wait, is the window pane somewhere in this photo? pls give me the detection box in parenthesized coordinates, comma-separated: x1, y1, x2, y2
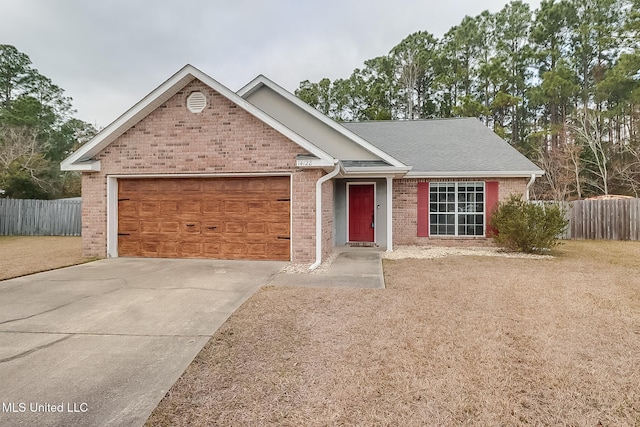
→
(428, 182, 484, 236)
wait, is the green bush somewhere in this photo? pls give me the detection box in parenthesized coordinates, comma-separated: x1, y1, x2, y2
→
(489, 195, 568, 254)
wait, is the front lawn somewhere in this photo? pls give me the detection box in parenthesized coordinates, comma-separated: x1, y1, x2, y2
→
(0, 236, 85, 280)
(147, 241, 640, 426)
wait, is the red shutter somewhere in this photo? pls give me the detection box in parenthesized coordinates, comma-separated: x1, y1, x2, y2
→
(485, 181, 499, 237)
(417, 182, 430, 237)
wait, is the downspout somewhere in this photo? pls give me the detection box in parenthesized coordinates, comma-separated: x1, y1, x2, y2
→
(309, 162, 340, 270)
(525, 173, 536, 201)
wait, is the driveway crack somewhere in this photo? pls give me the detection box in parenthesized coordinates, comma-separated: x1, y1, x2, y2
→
(0, 335, 72, 364)
(0, 284, 126, 326)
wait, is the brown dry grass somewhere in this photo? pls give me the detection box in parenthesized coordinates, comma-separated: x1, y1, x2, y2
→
(147, 241, 640, 426)
(0, 236, 87, 280)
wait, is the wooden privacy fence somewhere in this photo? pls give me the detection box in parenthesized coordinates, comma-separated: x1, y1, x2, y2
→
(533, 198, 640, 240)
(0, 198, 81, 236)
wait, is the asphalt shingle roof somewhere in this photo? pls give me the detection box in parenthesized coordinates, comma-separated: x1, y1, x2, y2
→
(342, 118, 542, 174)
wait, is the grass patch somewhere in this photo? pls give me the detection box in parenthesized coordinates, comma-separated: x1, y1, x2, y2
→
(0, 236, 89, 280)
(146, 241, 640, 426)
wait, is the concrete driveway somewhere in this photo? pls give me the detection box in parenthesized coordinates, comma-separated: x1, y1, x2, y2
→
(0, 258, 285, 427)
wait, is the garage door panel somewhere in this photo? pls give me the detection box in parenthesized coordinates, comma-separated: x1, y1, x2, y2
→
(140, 242, 161, 256)
(180, 201, 201, 214)
(119, 220, 140, 234)
(119, 179, 140, 193)
(269, 222, 289, 236)
(140, 222, 161, 233)
(223, 222, 246, 234)
(201, 179, 225, 192)
(221, 241, 246, 255)
(270, 201, 291, 213)
(159, 201, 179, 214)
(181, 222, 201, 234)
(119, 200, 138, 216)
(268, 176, 290, 192)
(223, 201, 244, 213)
(118, 239, 139, 255)
(247, 222, 266, 234)
(247, 243, 267, 256)
(223, 179, 246, 192)
(246, 179, 267, 192)
(203, 242, 222, 256)
(160, 222, 180, 233)
(247, 201, 267, 212)
(179, 242, 202, 257)
(159, 242, 179, 257)
(268, 241, 290, 257)
(177, 180, 202, 192)
(202, 223, 221, 234)
(203, 200, 222, 213)
(118, 177, 290, 260)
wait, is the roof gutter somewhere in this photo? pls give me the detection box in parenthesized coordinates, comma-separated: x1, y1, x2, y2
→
(405, 170, 544, 178)
(309, 162, 341, 271)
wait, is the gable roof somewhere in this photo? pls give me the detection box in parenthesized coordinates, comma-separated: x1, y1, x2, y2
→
(342, 118, 544, 178)
(237, 75, 409, 169)
(61, 65, 336, 171)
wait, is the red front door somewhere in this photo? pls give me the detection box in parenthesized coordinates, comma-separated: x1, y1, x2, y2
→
(348, 184, 375, 242)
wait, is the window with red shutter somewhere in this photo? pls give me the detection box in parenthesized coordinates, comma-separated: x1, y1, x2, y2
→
(422, 181, 491, 237)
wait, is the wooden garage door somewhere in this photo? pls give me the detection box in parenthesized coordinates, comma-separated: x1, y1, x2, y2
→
(117, 177, 290, 260)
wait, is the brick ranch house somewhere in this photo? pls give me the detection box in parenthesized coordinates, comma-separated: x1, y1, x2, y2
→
(61, 65, 543, 268)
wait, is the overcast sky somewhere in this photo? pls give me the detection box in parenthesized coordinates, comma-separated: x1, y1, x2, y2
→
(1, 0, 542, 128)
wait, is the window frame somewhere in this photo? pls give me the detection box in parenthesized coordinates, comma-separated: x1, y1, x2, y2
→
(428, 181, 486, 237)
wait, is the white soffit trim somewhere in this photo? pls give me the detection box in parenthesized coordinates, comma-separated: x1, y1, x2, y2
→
(60, 160, 101, 171)
(237, 75, 409, 169)
(405, 170, 545, 178)
(61, 65, 335, 171)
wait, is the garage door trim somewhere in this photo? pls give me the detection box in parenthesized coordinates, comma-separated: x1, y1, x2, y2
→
(106, 173, 293, 259)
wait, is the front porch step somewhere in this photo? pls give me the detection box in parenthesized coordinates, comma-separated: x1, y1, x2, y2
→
(347, 242, 377, 248)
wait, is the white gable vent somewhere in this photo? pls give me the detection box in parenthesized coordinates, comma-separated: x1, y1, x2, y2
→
(187, 91, 207, 113)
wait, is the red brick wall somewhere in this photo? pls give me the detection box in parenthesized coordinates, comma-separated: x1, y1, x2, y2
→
(81, 79, 321, 262)
(392, 177, 529, 247)
(290, 169, 322, 262)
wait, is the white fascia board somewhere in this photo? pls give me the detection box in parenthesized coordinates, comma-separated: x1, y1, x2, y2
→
(405, 170, 545, 178)
(238, 75, 408, 168)
(61, 65, 335, 169)
(60, 159, 101, 172)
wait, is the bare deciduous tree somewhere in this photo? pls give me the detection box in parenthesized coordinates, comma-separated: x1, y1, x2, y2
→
(571, 111, 612, 195)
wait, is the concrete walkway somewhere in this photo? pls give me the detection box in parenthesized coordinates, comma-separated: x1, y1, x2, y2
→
(270, 247, 385, 289)
(0, 258, 285, 427)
